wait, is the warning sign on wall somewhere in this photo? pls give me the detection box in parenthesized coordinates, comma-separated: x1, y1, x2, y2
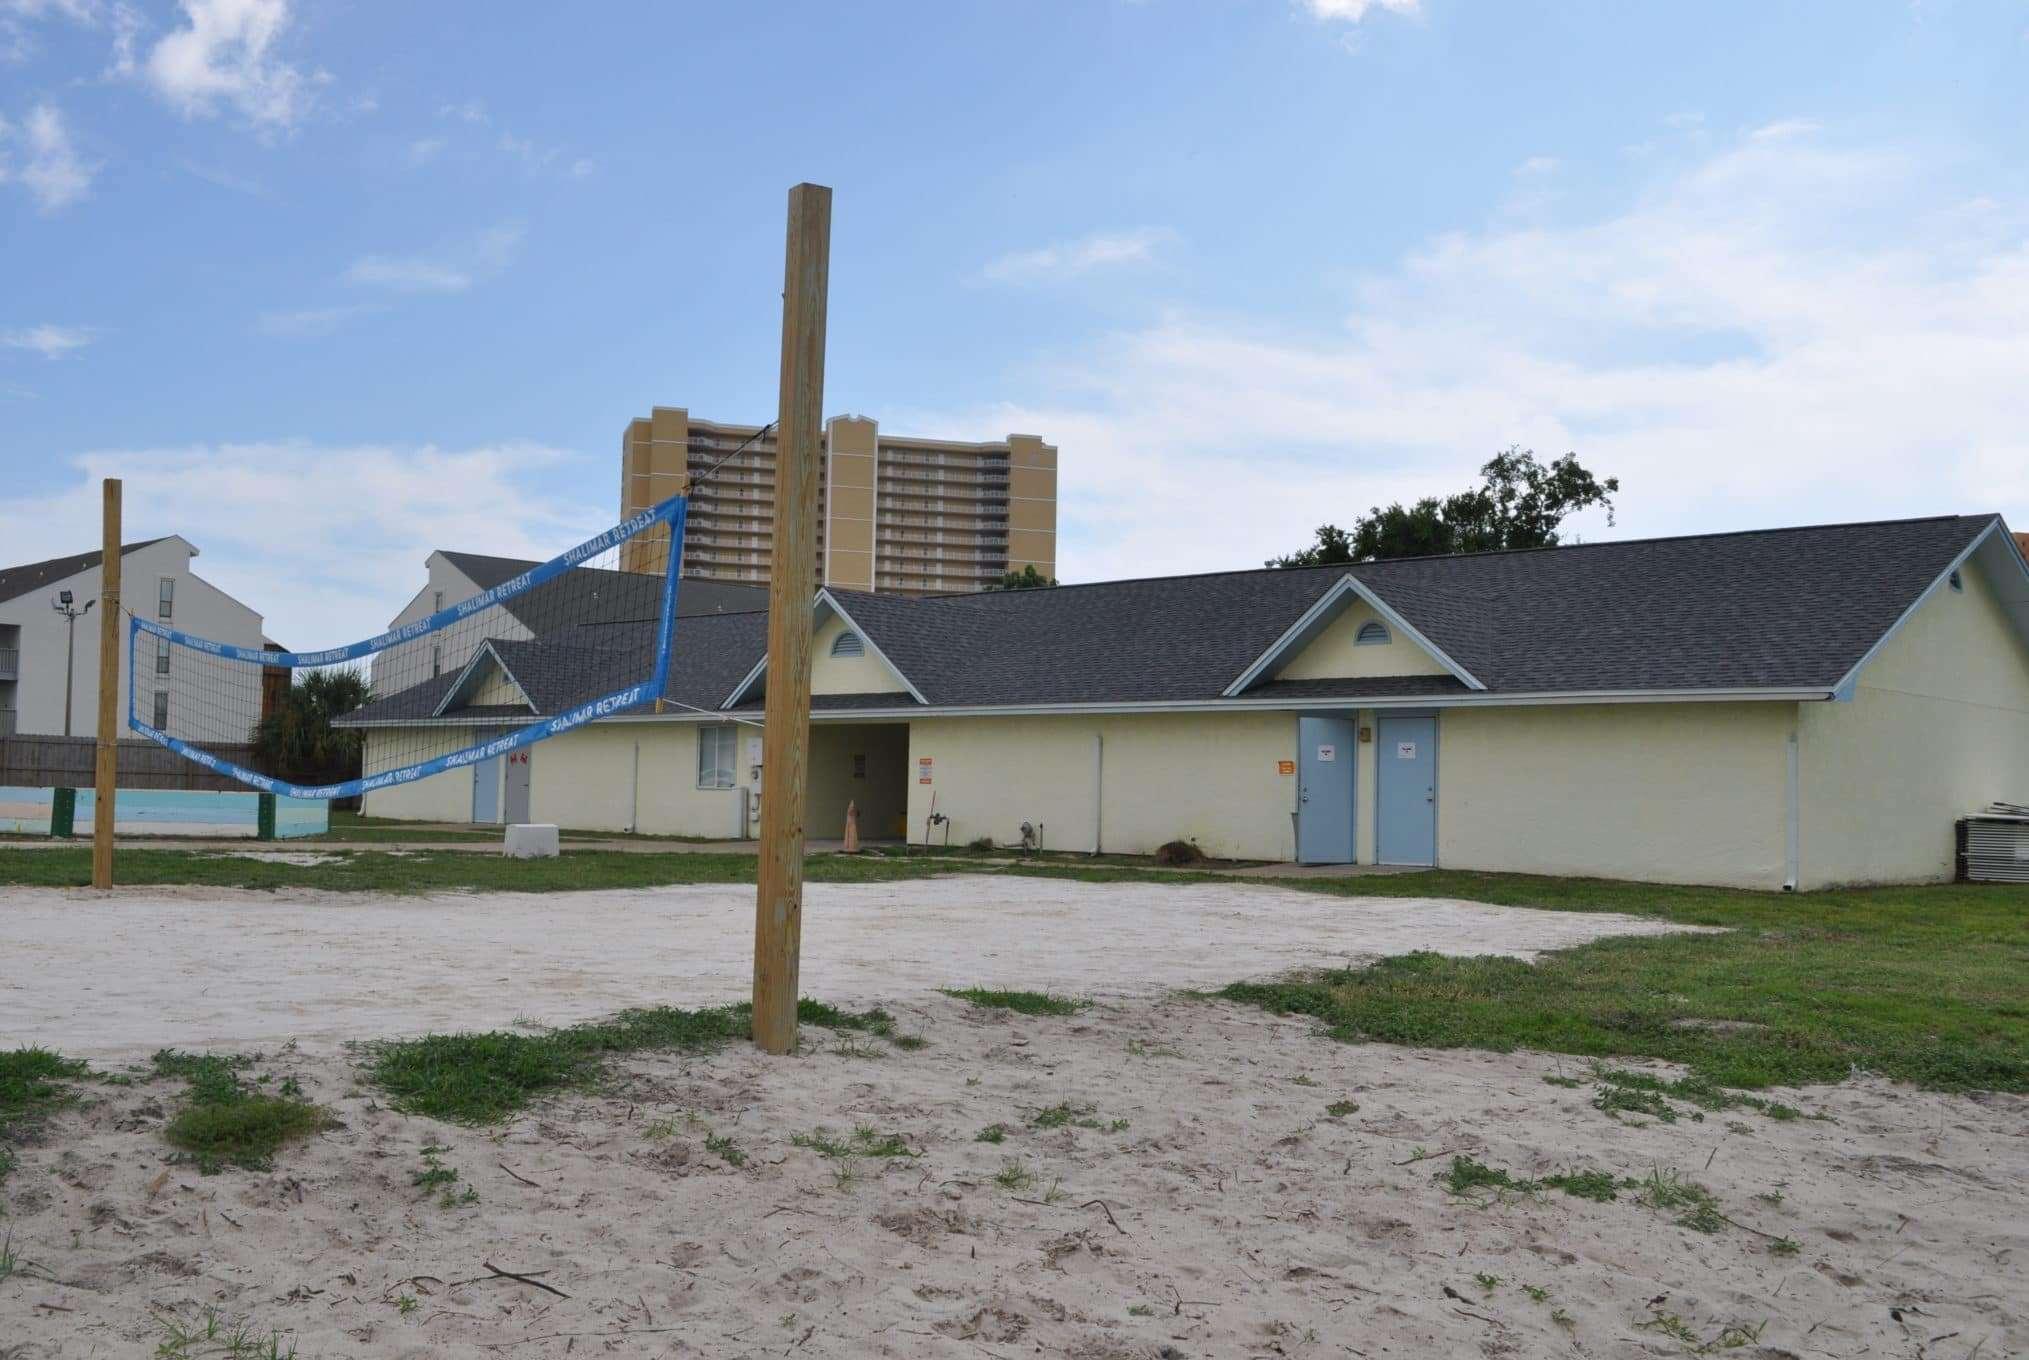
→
(1316, 744, 1336, 762)
(1277, 760, 1295, 776)
(1396, 742, 1417, 760)
(917, 757, 933, 786)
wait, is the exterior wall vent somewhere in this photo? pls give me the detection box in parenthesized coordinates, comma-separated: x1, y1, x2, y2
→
(1355, 621, 1391, 646)
(831, 631, 865, 658)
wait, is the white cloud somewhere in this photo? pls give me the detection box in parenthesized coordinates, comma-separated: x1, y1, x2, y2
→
(2, 322, 93, 357)
(438, 98, 486, 125)
(254, 303, 382, 337)
(344, 223, 523, 294)
(0, 103, 95, 210)
(911, 124, 2029, 584)
(981, 229, 1169, 285)
(1515, 155, 1560, 176)
(405, 135, 445, 166)
(1297, 0, 1420, 21)
(145, 0, 320, 130)
(0, 442, 607, 646)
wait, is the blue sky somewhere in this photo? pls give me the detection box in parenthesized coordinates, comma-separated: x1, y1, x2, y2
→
(3, 0, 2026, 641)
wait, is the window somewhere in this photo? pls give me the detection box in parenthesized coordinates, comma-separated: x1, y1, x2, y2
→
(155, 635, 171, 675)
(830, 631, 865, 658)
(432, 589, 445, 613)
(1949, 570, 1964, 594)
(432, 644, 443, 678)
(151, 688, 168, 729)
(157, 577, 174, 620)
(697, 725, 737, 789)
(1355, 621, 1391, 646)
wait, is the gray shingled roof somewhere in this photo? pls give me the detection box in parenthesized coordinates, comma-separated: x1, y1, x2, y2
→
(0, 539, 170, 608)
(440, 551, 768, 631)
(345, 514, 2010, 724)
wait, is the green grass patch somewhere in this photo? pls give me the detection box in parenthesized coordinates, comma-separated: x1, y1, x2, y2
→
(940, 988, 1089, 1017)
(0, 847, 950, 894)
(1, 1049, 88, 1178)
(1217, 875, 2029, 1094)
(797, 1000, 896, 1036)
(974, 1123, 1008, 1144)
(152, 1051, 327, 1173)
(368, 1004, 749, 1124)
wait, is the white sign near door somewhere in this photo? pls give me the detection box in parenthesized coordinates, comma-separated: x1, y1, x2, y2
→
(1316, 744, 1336, 762)
(1396, 742, 1417, 759)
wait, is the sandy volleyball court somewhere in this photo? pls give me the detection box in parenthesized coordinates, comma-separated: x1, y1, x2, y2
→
(1, 876, 1701, 1060)
(1, 877, 2021, 1357)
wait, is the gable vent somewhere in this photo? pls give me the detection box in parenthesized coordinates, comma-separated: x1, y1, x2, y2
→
(1355, 621, 1391, 646)
(831, 631, 865, 658)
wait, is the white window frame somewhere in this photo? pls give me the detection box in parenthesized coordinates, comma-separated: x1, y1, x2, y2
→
(155, 635, 171, 675)
(157, 577, 174, 620)
(697, 725, 737, 790)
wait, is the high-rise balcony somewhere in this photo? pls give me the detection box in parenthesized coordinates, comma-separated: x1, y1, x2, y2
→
(0, 646, 17, 681)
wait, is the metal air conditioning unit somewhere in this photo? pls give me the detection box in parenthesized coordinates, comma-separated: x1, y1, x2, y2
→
(1957, 803, 2029, 883)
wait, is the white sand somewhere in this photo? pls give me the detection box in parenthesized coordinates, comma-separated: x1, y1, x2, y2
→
(2, 879, 2020, 1357)
(0, 877, 1703, 1060)
(2, 997, 2022, 1358)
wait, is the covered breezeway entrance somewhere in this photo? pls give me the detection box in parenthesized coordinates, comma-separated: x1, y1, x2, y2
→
(806, 721, 910, 841)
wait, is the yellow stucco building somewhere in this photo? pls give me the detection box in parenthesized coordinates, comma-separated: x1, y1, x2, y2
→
(345, 514, 2029, 890)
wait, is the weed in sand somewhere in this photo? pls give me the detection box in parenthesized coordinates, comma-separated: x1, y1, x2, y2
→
(892, 1034, 930, 1051)
(974, 1124, 1009, 1144)
(797, 1000, 897, 1037)
(1521, 1285, 1551, 1303)
(153, 1051, 327, 1174)
(792, 1125, 917, 1160)
(993, 1159, 1035, 1191)
(1542, 1074, 1583, 1088)
(1769, 1236, 1801, 1256)
(1324, 1099, 1359, 1118)
(1125, 1039, 1183, 1059)
(1752, 1188, 1786, 1205)
(940, 988, 1088, 1017)
(704, 1132, 746, 1168)
(1551, 1307, 1575, 1328)
(154, 1305, 296, 1359)
(830, 1035, 887, 1060)
(1438, 1156, 1540, 1199)
(1635, 1168, 1727, 1233)
(1128, 1303, 1155, 1317)
(1541, 1168, 1627, 1202)
(1031, 1102, 1127, 1133)
(1593, 1068, 1802, 1122)
(642, 1118, 681, 1141)
(1473, 1273, 1501, 1292)
(1289, 1074, 1318, 1087)
(0, 1232, 18, 1284)
(394, 1293, 418, 1317)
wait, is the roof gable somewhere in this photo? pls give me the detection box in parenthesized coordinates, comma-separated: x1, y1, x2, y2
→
(0, 538, 174, 608)
(723, 591, 927, 708)
(1226, 575, 1484, 696)
(432, 642, 536, 717)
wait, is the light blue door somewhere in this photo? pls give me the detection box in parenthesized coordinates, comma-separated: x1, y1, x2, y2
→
(471, 730, 501, 824)
(1296, 715, 1356, 864)
(1376, 714, 1436, 866)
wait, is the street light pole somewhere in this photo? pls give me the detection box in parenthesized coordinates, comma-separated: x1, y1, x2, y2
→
(51, 590, 95, 739)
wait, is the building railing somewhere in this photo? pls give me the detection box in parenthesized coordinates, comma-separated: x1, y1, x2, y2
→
(0, 646, 17, 681)
(0, 709, 16, 737)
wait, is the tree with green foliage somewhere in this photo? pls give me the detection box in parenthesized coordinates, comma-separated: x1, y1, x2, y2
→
(249, 668, 371, 787)
(1268, 447, 1619, 567)
(991, 564, 1056, 590)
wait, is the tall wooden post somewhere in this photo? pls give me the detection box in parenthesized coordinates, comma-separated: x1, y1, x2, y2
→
(752, 183, 832, 1054)
(91, 478, 122, 889)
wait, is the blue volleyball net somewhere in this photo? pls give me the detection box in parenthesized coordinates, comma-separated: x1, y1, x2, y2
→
(129, 495, 689, 801)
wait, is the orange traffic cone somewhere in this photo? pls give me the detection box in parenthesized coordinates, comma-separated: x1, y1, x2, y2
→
(843, 799, 860, 853)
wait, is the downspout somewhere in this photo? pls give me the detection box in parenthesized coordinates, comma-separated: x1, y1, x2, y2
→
(1783, 711, 1800, 892)
(1091, 733, 1104, 855)
(629, 741, 641, 834)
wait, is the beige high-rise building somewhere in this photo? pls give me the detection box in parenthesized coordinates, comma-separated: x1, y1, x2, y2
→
(618, 408, 1056, 595)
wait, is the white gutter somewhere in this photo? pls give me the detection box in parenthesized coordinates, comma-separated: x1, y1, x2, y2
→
(340, 683, 1836, 729)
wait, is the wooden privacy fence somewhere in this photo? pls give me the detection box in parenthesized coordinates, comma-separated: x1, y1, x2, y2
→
(0, 734, 255, 792)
